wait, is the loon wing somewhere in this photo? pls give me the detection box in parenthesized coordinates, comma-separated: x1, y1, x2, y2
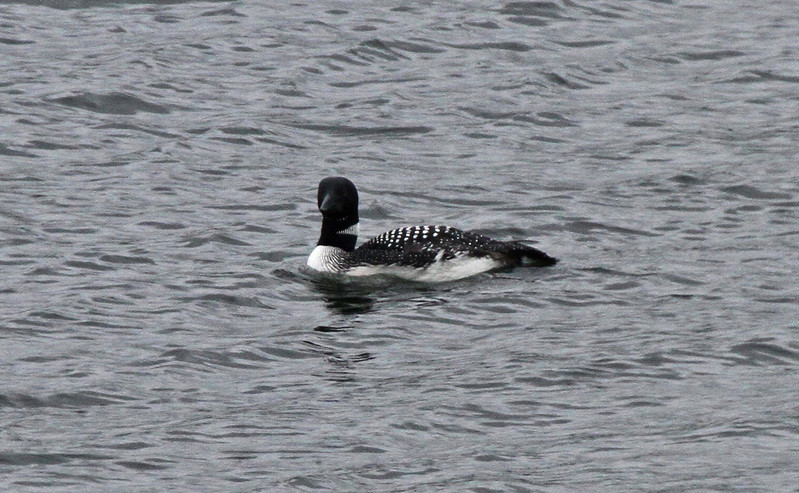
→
(351, 226, 494, 268)
(352, 225, 557, 269)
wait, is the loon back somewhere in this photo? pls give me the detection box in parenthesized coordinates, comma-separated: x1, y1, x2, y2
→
(307, 177, 557, 282)
(352, 225, 556, 268)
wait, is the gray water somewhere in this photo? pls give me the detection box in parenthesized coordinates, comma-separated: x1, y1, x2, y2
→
(2, 0, 799, 491)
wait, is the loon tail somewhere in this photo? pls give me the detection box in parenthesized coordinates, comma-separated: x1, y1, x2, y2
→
(500, 242, 558, 267)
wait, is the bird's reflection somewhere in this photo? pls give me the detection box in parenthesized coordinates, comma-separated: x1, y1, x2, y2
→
(310, 276, 377, 315)
(307, 269, 444, 316)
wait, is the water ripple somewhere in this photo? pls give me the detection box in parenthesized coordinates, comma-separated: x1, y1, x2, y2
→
(49, 92, 170, 115)
(729, 340, 799, 366)
(0, 391, 137, 409)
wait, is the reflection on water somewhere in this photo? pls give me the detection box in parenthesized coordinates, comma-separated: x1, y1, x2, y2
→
(323, 291, 376, 316)
(309, 275, 377, 315)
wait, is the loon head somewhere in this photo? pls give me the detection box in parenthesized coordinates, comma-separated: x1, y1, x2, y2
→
(316, 177, 359, 251)
(318, 177, 358, 222)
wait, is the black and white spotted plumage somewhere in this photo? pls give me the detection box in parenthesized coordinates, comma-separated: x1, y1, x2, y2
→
(307, 177, 557, 282)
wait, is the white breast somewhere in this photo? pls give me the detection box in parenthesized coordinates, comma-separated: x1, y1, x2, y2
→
(307, 245, 344, 272)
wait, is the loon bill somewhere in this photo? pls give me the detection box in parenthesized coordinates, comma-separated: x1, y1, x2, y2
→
(307, 176, 557, 282)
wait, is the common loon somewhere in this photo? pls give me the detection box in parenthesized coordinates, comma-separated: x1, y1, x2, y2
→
(307, 177, 557, 282)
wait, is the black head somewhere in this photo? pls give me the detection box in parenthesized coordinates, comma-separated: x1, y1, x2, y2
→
(316, 177, 359, 251)
(317, 177, 358, 224)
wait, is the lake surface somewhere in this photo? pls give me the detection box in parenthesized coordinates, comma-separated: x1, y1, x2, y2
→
(2, 0, 798, 491)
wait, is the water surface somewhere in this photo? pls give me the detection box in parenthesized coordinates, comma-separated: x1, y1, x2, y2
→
(2, 0, 799, 491)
